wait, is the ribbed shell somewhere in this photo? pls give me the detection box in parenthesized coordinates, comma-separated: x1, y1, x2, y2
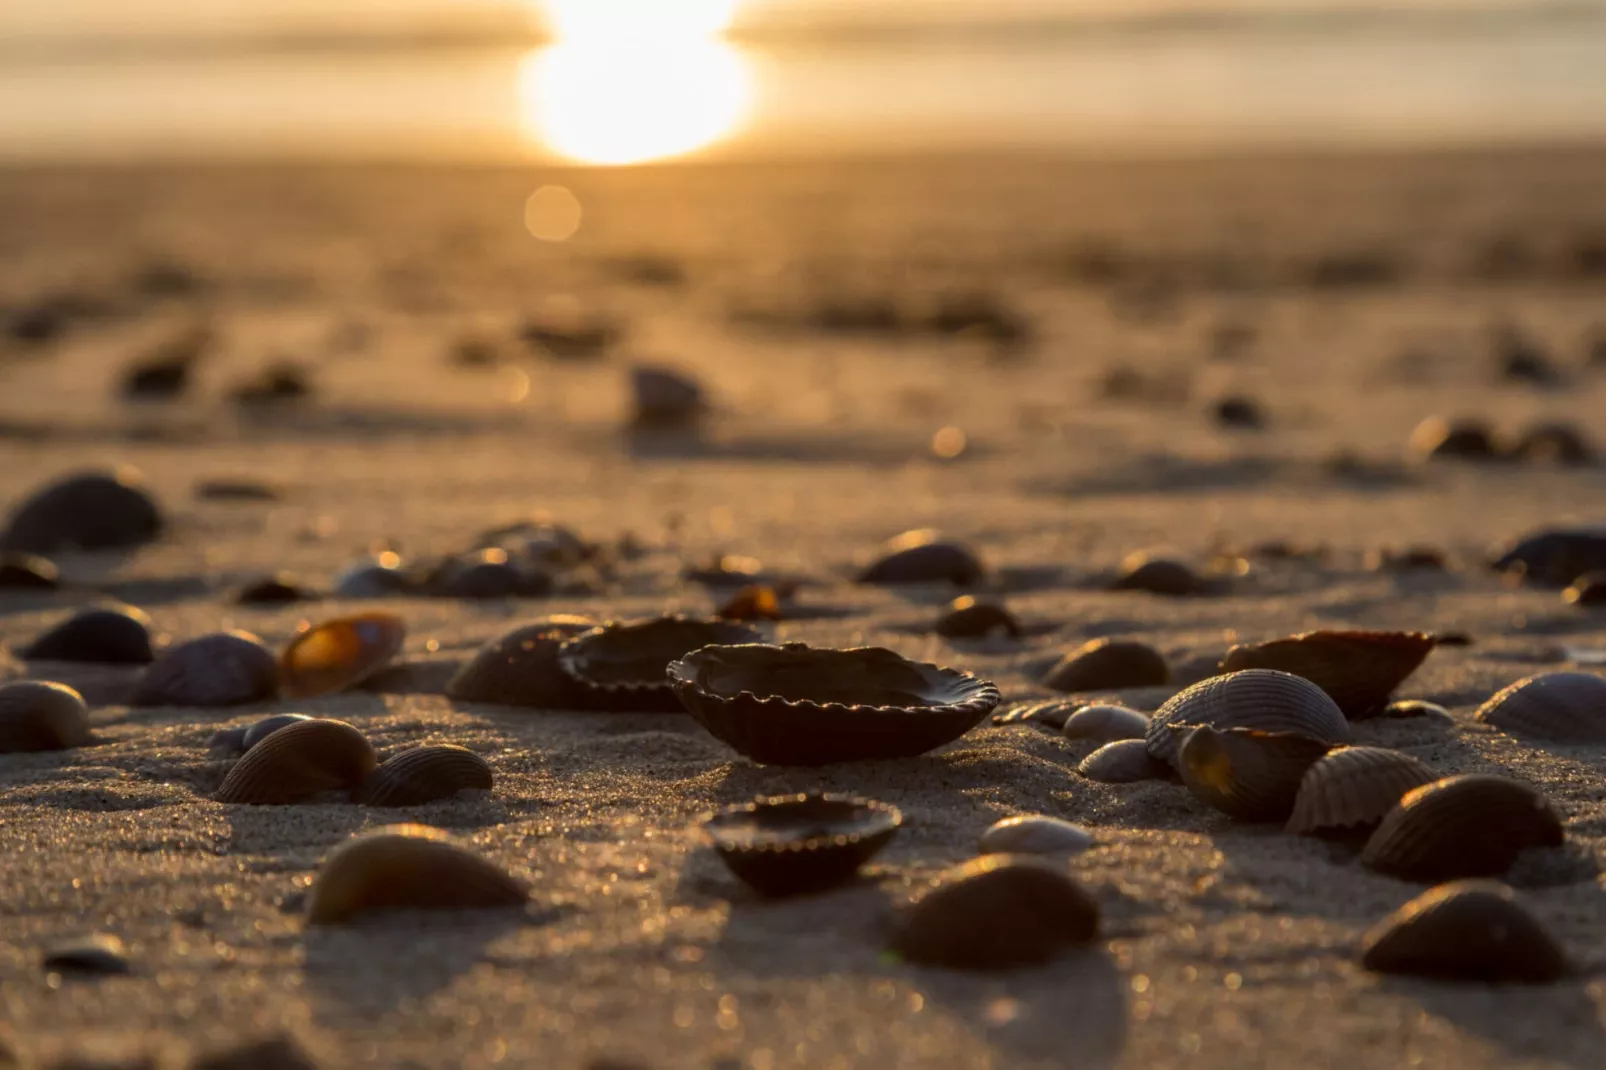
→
(978, 815, 1094, 856)
(1042, 639, 1169, 693)
(305, 824, 528, 925)
(1175, 726, 1332, 822)
(1061, 705, 1149, 742)
(1146, 669, 1350, 768)
(356, 745, 493, 806)
(445, 616, 597, 708)
(559, 617, 766, 712)
(23, 606, 153, 664)
(1361, 774, 1565, 882)
(705, 794, 902, 897)
(993, 699, 1077, 729)
(1360, 880, 1568, 982)
(132, 631, 279, 707)
(280, 613, 405, 699)
(1078, 739, 1165, 783)
(0, 681, 90, 753)
(1218, 630, 1438, 719)
(1474, 672, 1606, 742)
(213, 718, 377, 804)
(1286, 746, 1438, 835)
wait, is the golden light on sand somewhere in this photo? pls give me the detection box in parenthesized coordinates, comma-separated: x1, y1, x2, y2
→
(525, 185, 582, 241)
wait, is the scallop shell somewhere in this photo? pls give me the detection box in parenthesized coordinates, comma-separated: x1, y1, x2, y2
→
(279, 613, 405, 699)
(933, 596, 1020, 639)
(1078, 739, 1166, 783)
(1218, 630, 1438, 719)
(1491, 528, 1606, 587)
(1360, 880, 1568, 982)
(978, 815, 1094, 856)
(23, 606, 153, 664)
(132, 631, 279, 707)
(305, 824, 528, 925)
(1145, 669, 1350, 769)
(1061, 704, 1149, 742)
(888, 855, 1099, 969)
(1111, 554, 1208, 596)
(704, 793, 902, 897)
(445, 616, 597, 708)
(1474, 671, 1606, 742)
(1564, 572, 1606, 606)
(0, 552, 59, 589)
(669, 642, 1000, 765)
(213, 718, 377, 804)
(1361, 774, 1565, 882)
(1, 468, 163, 554)
(1174, 726, 1332, 822)
(356, 745, 493, 806)
(558, 617, 765, 712)
(0, 681, 90, 752)
(1286, 746, 1438, 835)
(1042, 639, 1168, 693)
(856, 530, 983, 586)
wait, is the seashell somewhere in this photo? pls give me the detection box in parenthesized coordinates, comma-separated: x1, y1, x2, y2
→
(1474, 671, 1606, 742)
(356, 745, 493, 806)
(1361, 774, 1564, 882)
(445, 615, 598, 708)
(0, 552, 59, 589)
(856, 530, 983, 586)
(1381, 699, 1452, 719)
(214, 718, 377, 804)
(235, 572, 313, 604)
(0, 681, 90, 752)
(717, 584, 783, 622)
(1218, 630, 1439, 719)
(23, 605, 153, 664)
(559, 616, 765, 712)
(1078, 739, 1166, 783)
(0, 468, 163, 554)
(1286, 746, 1438, 835)
(190, 1034, 322, 1070)
(279, 613, 405, 699)
(669, 642, 1000, 765)
(1434, 630, 1474, 647)
(888, 855, 1099, 969)
(520, 313, 620, 360)
(1061, 704, 1149, 742)
(991, 699, 1077, 729)
(1042, 638, 1168, 693)
(1509, 422, 1592, 466)
(209, 712, 312, 756)
(1494, 326, 1560, 385)
(434, 549, 552, 599)
(933, 596, 1020, 639)
(1564, 571, 1606, 606)
(1111, 553, 1209, 596)
(1175, 726, 1332, 822)
(230, 361, 312, 405)
(42, 933, 130, 976)
(704, 793, 901, 897)
(305, 824, 527, 925)
(630, 364, 706, 429)
(1213, 395, 1265, 430)
(684, 553, 767, 587)
(131, 631, 278, 707)
(333, 556, 413, 598)
(978, 815, 1094, 856)
(1146, 669, 1349, 769)
(1491, 528, 1606, 587)
(1360, 880, 1568, 982)
(1408, 416, 1500, 461)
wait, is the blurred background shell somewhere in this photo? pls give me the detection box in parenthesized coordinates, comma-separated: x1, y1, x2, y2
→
(1474, 671, 1606, 742)
(213, 718, 377, 804)
(280, 613, 406, 699)
(132, 631, 278, 707)
(0, 681, 90, 753)
(305, 824, 528, 925)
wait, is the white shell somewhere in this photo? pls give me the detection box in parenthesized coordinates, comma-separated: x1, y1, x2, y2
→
(978, 815, 1094, 856)
(1474, 671, 1606, 742)
(1077, 739, 1164, 783)
(1062, 704, 1149, 742)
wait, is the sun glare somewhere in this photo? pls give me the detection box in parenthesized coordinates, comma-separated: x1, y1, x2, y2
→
(542, 0, 740, 41)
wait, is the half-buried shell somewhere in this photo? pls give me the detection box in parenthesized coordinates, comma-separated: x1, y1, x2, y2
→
(1360, 774, 1564, 882)
(1286, 746, 1438, 835)
(1146, 669, 1350, 769)
(1111, 553, 1209, 596)
(1078, 739, 1166, 783)
(1041, 639, 1168, 693)
(305, 824, 527, 925)
(0, 681, 90, 752)
(856, 530, 984, 586)
(356, 745, 493, 806)
(279, 613, 405, 699)
(1174, 726, 1332, 822)
(131, 631, 278, 707)
(213, 718, 377, 804)
(1474, 671, 1606, 742)
(1360, 880, 1568, 982)
(445, 615, 597, 708)
(1218, 630, 1438, 719)
(978, 815, 1094, 856)
(1491, 528, 1606, 587)
(558, 616, 765, 712)
(208, 712, 312, 756)
(1062, 704, 1149, 742)
(0, 468, 163, 554)
(668, 642, 1000, 765)
(23, 605, 153, 664)
(704, 793, 901, 897)
(933, 597, 1020, 639)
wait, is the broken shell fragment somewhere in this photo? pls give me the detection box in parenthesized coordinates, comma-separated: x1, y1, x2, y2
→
(1175, 726, 1332, 822)
(704, 793, 901, 897)
(445, 615, 597, 708)
(213, 718, 377, 804)
(1286, 746, 1438, 835)
(558, 616, 764, 712)
(1218, 630, 1438, 719)
(1146, 669, 1349, 769)
(356, 745, 494, 806)
(1042, 639, 1168, 693)
(1361, 774, 1564, 882)
(279, 613, 405, 699)
(306, 824, 527, 925)
(1474, 671, 1606, 742)
(1360, 881, 1568, 982)
(0, 681, 90, 753)
(132, 631, 279, 707)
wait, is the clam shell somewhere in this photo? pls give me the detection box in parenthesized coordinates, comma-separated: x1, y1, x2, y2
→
(0, 552, 59, 589)
(1061, 704, 1149, 742)
(1, 468, 162, 554)
(0, 681, 90, 752)
(305, 824, 528, 925)
(23, 606, 153, 664)
(1218, 630, 1438, 719)
(669, 642, 1000, 765)
(279, 613, 405, 699)
(856, 530, 983, 586)
(1175, 726, 1332, 822)
(933, 597, 1020, 639)
(1491, 528, 1606, 587)
(1042, 639, 1168, 693)
(704, 793, 901, 897)
(132, 631, 278, 707)
(445, 616, 597, 708)
(1286, 746, 1438, 835)
(978, 815, 1094, 856)
(1474, 671, 1606, 742)
(1112, 554, 1207, 596)
(1078, 739, 1166, 783)
(356, 745, 493, 806)
(243, 712, 314, 751)
(1361, 774, 1565, 882)
(213, 718, 377, 804)
(888, 855, 1099, 969)
(558, 616, 765, 712)
(1360, 880, 1568, 982)
(42, 933, 130, 975)
(1145, 669, 1350, 769)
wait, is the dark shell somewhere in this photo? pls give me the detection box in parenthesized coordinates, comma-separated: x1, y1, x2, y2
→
(1175, 726, 1332, 822)
(305, 824, 528, 925)
(1111, 554, 1208, 596)
(1218, 630, 1438, 719)
(333, 558, 414, 598)
(193, 478, 280, 502)
(1360, 881, 1568, 982)
(42, 934, 130, 976)
(1365, 546, 1448, 572)
(1408, 416, 1500, 461)
(1509, 423, 1593, 465)
(0, 468, 163, 554)
(888, 855, 1099, 969)
(1061, 704, 1149, 742)
(1474, 672, 1606, 742)
(1286, 746, 1438, 835)
(558, 617, 765, 712)
(1213, 395, 1265, 430)
(445, 616, 597, 708)
(213, 718, 377, 804)
(1361, 774, 1565, 882)
(1077, 739, 1166, 783)
(669, 642, 1000, 765)
(0, 552, 59, 589)
(132, 631, 278, 707)
(1146, 669, 1350, 769)
(235, 572, 313, 604)
(0, 681, 90, 752)
(856, 530, 983, 586)
(23, 606, 153, 664)
(230, 361, 312, 405)
(1042, 638, 1168, 693)
(1564, 572, 1606, 606)
(704, 793, 901, 897)
(1491, 529, 1606, 587)
(190, 1035, 321, 1070)
(933, 596, 1020, 639)
(630, 364, 706, 429)
(1381, 700, 1453, 720)
(280, 613, 405, 699)
(209, 712, 313, 756)
(434, 550, 553, 599)
(356, 745, 494, 806)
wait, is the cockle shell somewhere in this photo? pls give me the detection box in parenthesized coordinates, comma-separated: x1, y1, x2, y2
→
(1061, 705, 1149, 742)
(1286, 746, 1438, 835)
(1111, 553, 1208, 596)
(132, 631, 278, 707)
(1174, 726, 1332, 822)
(213, 718, 376, 804)
(1042, 639, 1168, 693)
(1360, 880, 1568, 982)
(704, 794, 902, 897)
(356, 745, 493, 807)
(1360, 774, 1564, 882)
(1491, 528, 1606, 587)
(1078, 739, 1166, 783)
(23, 605, 153, 664)
(933, 596, 1020, 639)
(209, 712, 312, 756)
(305, 824, 528, 925)
(1474, 671, 1606, 742)
(978, 815, 1094, 856)
(558, 616, 764, 712)
(445, 615, 597, 708)
(280, 613, 405, 699)
(1145, 669, 1349, 769)
(333, 557, 413, 598)
(856, 530, 983, 586)
(235, 572, 314, 604)
(0, 681, 90, 752)
(1, 468, 163, 554)
(1218, 630, 1438, 719)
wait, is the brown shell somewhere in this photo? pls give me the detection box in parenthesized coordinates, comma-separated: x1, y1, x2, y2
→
(24, 605, 154, 664)
(857, 530, 983, 586)
(445, 615, 597, 708)
(213, 718, 377, 804)
(1286, 746, 1438, 835)
(1, 468, 163, 554)
(1111, 554, 1209, 596)
(705, 794, 902, 897)
(1360, 880, 1568, 982)
(305, 824, 528, 925)
(1042, 639, 1168, 693)
(933, 597, 1020, 639)
(1146, 669, 1350, 769)
(1078, 739, 1166, 783)
(1218, 630, 1438, 719)
(1061, 704, 1149, 742)
(888, 855, 1099, 969)
(132, 631, 279, 707)
(558, 617, 766, 712)
(356, 745, 494, 806)
(1510, 423, 1592, 466)
(0, 681, 90, 753)
(1474, 671, 1606, 742)
(1175, 726, 1332, 822)
(280, 613, 406, 699)
(1360, 774, 1565, 882)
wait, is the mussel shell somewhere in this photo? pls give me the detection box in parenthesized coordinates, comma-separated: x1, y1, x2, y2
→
(1078, 739, 1166, 783)
(1061, 704, 1149, 742)
(933, 597, 1020, 639)
(305, 824, 528, 925)
(0, 468, 163, 554)
(1042, 639, 1168, 693)
(213, 718, 377, 804)
(888, 855, 1099, 969)
(1146, 669, 1350, 769)
(1286, 746, 1438, 835)
(856, 531, 983, 586)
(1218, 630, 1438, 719)
(1111, 554, 1208, 596)
(1360, 880, 1568, 982)
(558, 616, 765, 712)
(0, 681, 90, 752)
(1474, 671, 1606, 742)
(23, 606, 153, 664)
(445, 616, 597, 708)
(978, 815, 1094, 856)
(132, 631, 279, 707)
(1491, 529, 1606, 587)
(1175, 726, 1332, 822)
(0, 552, 59, 589)
(669, 642, 1000, 765)
(279, 613, 405, 699)
(1360, 774, 1565, 882)
(356, 745, 494, 806)
(704, 793, 901, 897)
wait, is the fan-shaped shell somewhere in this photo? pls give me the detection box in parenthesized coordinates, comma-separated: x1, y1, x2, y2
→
(1474, 671, 1606, 742)
(1360, 774, 1564, 882)
(1061, 704, 1149, 742)
(559, 616, 765, 712)
(1146, 669, 1349, 769)
(132, 631, 278, 707)
(1, 468, 162, 554)
(356, 745, 493, 806)
(1286, 746, 1438, 835)
(280, 613, 405, 699)
(305, 824, 527, 925)
(856, 530, 983, 586)
(1112, 554, 1208, 596)
(978, 815, 1094, 856)
(933, 597, 1020, 639)
(1218, 630, 1438, 719)
(1360, 880, 1568, 982)
(669, 642, 1000, 765)
(704, 794, 901, 897)
(0, 681, 90, 752)
(1078, 739, 1165, 783)
(1491, 529, 1606, 587)
(1175, 726, 1331, 822)
(213, 718, 377, 804)
(445, 616, 597, 708)
(23, 606, 153, 664)
(1042, 639, 1168, 693)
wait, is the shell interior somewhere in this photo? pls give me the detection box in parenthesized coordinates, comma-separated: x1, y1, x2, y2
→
(670, 642, 995, 712)
(706, 793, 901, 852)
(281, 613, 406, 699)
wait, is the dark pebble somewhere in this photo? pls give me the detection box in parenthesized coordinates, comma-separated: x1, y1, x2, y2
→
(1212, 395, 1265, 430)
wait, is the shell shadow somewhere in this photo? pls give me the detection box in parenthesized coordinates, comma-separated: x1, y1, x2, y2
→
(1384, 978, 1606, 1069)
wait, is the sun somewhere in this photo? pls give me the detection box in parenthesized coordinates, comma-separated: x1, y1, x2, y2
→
(541, 0, 740, 41)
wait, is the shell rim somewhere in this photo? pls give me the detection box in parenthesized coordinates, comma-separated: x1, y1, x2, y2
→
(556, 616, 766, 694)
(704, 792, 903, 856)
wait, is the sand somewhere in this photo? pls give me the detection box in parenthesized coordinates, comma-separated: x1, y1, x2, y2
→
(3, 147, 1606, 1068)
